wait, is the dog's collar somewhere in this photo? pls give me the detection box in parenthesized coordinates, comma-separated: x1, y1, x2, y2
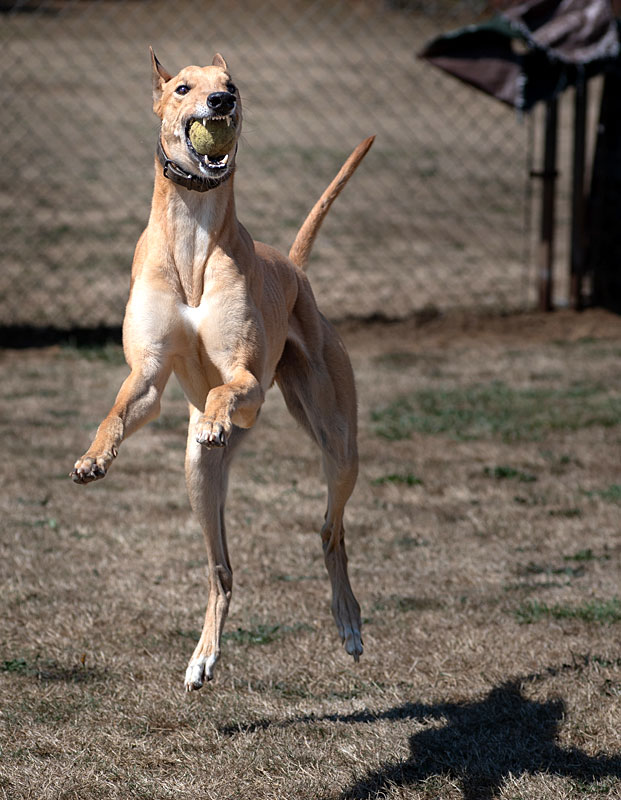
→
(156, 136, 234, 193)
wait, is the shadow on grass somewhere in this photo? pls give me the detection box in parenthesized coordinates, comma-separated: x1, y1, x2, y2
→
(332, 681, 621, 799)
(1, 657, 105, 684)
(221, 673, 621, 799)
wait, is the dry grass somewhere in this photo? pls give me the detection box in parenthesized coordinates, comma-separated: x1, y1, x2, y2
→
(1, 309, 621, 799)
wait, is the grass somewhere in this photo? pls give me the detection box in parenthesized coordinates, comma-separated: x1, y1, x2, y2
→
(372, 595, 442, 613)
(371, 472, 424, 486)
(1, 658, 29, 674)
(224, 622, 315, 646)
(176, 622, 314, 646)
(2, 312, 621, 799)
(484, 465, 537, 482)
(516, 598, 621, 625)
(1, 656, 95, 683)
(585, 484, 621, 504)
(371, 381, 621, 442)
(61, 341, 125, 365)
(517, 561, 585, 579)
(564, 548, 610, 563)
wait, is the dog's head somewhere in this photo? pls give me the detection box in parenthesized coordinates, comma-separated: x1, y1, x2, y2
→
(151, 49, 241, 183)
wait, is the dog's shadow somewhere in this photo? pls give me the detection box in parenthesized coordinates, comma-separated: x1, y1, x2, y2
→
(222, 677, 621, 799)
(333, 680, 621, 799)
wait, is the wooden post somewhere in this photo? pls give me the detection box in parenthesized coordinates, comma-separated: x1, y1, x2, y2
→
(589, 71, 621, 313)
(536, 98, 559, 312)
(570, 77, 587, 310)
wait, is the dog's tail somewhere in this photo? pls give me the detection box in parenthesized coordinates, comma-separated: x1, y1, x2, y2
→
(288, 135, 375, 272)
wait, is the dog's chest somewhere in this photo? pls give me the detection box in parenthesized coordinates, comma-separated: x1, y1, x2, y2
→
(173, 222, 211, 277)
(169, 194, 217, 304)
(180, 302, 209, 333)
(172, 281, 249, 409)
(173, 300, 221, 408)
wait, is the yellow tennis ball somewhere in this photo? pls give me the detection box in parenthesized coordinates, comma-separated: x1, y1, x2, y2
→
(189, 119, 236, 157)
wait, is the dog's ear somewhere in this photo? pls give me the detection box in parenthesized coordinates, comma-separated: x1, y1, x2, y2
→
(150, 46, 172, 117)
(212, 53, 228, 71)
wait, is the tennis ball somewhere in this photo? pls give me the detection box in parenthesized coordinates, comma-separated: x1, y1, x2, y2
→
(189, 119, 236, 157)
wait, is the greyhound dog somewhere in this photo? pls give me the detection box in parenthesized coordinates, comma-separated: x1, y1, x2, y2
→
(71, 50, 373, 691)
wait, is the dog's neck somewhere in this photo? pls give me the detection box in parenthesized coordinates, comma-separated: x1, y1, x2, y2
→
(150, 161, 240, 306)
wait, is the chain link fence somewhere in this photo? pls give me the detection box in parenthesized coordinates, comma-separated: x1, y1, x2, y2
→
(0, 0, 547, 331)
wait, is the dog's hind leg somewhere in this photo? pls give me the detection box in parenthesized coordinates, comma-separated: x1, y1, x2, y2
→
(276, 317, 362, 661)
(183, 407, 247, 691)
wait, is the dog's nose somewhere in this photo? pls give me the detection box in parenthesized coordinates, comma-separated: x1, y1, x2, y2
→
(207, 92, 236, 114)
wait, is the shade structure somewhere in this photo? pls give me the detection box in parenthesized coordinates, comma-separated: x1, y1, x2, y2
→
(419, 0, 619, 111)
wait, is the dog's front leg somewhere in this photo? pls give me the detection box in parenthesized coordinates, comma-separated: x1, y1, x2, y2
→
(184, 410, 249, 690)
(195, 367, 264, 448)
(71, 356, 172, 484)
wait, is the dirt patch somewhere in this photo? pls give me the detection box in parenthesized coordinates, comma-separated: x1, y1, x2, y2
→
(1, 310, 621, 799)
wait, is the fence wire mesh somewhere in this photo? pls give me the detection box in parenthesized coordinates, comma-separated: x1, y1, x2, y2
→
(0, 0, 538, 329)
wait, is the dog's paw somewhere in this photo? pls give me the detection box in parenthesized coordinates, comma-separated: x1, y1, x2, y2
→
(334, 598, 363, 663)
(70, 451, 115, 484)
(342, 626, 363, 663)
(195, 417, 230, 449)
(184, 653, 218, 692)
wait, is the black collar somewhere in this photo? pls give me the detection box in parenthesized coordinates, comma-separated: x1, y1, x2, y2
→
(156, 136, 234, 193)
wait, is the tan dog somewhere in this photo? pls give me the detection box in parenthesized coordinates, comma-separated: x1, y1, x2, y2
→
(71, 50, 373, 691)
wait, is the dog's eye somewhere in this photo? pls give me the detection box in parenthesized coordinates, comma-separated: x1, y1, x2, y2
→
(226, 82, 237, 95)
(175, 85, 190, 96)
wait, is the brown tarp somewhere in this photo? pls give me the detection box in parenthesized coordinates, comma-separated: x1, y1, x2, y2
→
(419, 0, 619, 110)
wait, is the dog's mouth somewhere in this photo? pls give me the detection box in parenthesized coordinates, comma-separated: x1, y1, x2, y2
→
(185, 114, 238, 174)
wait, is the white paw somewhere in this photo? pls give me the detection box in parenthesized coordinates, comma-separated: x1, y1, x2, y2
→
(184, 653, 218, 692)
